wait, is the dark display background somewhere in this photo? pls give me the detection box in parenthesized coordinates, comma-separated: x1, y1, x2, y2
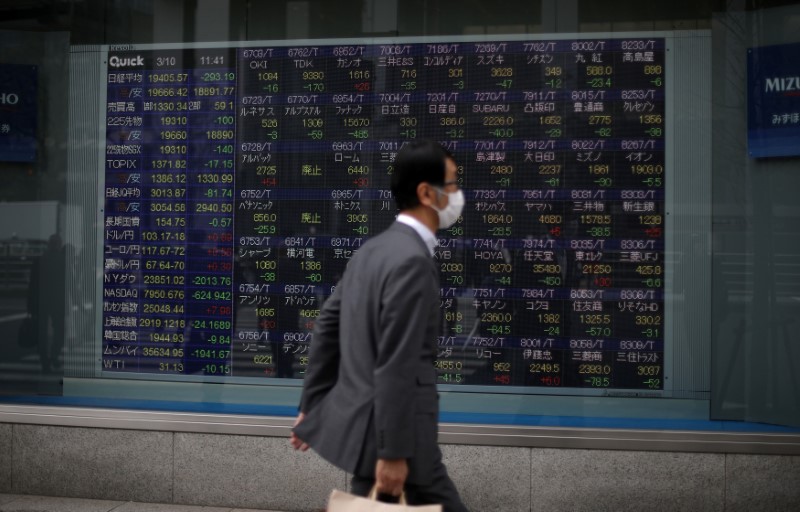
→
(102, 38, 665, 391)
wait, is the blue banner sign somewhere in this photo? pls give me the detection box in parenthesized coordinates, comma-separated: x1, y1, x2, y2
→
(748, 42, 800, 158)
(0, 64, 38, 163)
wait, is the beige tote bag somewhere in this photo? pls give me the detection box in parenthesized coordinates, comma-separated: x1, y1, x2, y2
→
(327, 488, 442, 511)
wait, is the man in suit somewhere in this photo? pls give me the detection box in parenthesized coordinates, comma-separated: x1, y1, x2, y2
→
(291, 140, 468, 511)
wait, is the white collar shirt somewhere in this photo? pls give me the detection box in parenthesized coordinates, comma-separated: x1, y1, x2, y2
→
(396, 213, 437, 257)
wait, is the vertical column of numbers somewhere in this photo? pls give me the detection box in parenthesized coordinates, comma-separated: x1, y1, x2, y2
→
(185, 49, 237, 377)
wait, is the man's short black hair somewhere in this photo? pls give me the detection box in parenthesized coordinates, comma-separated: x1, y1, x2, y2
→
(391, 139, 447, 211)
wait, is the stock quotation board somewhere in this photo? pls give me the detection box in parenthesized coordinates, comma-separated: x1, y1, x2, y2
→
(102, 38, 666, 391)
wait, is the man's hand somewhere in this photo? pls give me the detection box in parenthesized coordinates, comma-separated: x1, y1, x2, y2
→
(375, 458, 408, 497)
(289, 412, 309, 451)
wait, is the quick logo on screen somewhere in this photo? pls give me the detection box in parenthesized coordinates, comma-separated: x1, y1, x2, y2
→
(109, 55, 145, 68)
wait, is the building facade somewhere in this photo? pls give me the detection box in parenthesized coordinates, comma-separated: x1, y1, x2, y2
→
(1, 1, 799, 510)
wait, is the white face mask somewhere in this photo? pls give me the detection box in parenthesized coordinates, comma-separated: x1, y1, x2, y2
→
(430, 188, 465, 229)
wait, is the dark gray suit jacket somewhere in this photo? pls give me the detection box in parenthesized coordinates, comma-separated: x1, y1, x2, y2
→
(294, 222, 441, 485)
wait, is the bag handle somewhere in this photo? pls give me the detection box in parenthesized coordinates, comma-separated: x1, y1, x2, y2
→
(368, 485, 407, 505)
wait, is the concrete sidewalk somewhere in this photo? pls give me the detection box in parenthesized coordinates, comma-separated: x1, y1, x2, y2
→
(0, 494, 287, 512)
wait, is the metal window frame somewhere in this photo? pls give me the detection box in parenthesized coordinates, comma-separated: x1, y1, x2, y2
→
(1, 404, 798, 455)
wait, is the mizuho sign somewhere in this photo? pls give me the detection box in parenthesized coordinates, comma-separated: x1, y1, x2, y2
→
(0, 93, 19, 105)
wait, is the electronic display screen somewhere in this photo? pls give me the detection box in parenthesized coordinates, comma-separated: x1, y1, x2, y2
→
(102, 38, 665, 391)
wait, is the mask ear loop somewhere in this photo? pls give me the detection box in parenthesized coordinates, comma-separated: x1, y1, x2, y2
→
(429, 185, 447, 208)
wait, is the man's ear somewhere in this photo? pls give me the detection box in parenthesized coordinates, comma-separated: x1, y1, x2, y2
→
(416, 182, 435, 207)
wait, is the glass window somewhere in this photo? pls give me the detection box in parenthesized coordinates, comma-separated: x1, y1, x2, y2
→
(1, 0, 798, 432)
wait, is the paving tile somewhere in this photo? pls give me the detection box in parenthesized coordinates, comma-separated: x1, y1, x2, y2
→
(174, 433, 342, 511)
(13, 425, 172, 502)
(0, 496, 24, 508)
(726, 454, 800, 512)
(110, 502, 233, 512)
(0, 495, 123, 512)
(0, 425, 10, 492)
(442, 444, 530, 512)
(531, 448, 724, 512)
